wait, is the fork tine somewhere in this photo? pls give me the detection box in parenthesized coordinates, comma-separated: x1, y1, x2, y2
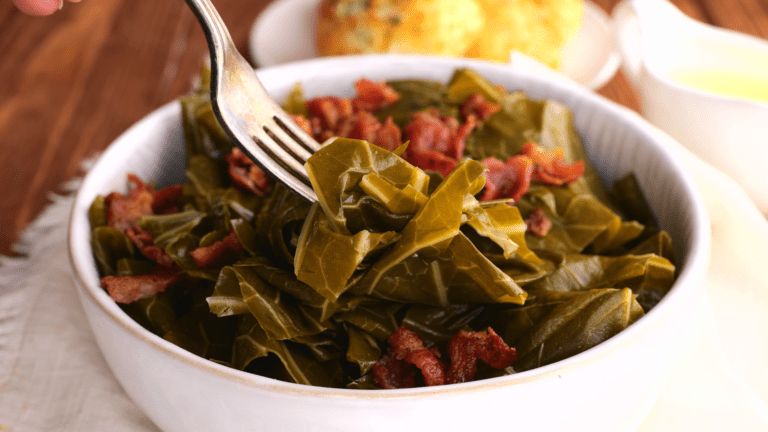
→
(272, 112, 322, 153)
(251, 130, 311, 182)
(263, 118, 314, 164)
(245, 131, 317, 202)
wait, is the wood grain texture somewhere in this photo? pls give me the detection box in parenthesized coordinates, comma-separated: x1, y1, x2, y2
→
(0, 0, 765, 256)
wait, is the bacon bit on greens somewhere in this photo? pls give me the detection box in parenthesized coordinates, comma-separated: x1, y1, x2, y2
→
(190, 229, 244, 268)
(125, 228, 176, 268)
(480, 155, 533, 202)
(104, 174, 180, 267)
(525, 208, 552, 237)
(445, 328, 517, 384)
(352, 78, 402, 112)
(225, 147, 272, 196)
(521, 142, 585, 186)
(306, 96, 353, 140)
(460, 93, 501, 123)
(101, 270, 181, 304)
(104, 173, 155, 232)
(373, 327, 516, 388)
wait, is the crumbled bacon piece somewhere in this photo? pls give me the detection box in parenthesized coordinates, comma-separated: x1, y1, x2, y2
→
(104, 174, 181, 267)
(225, 147, 272, 196)
(373, 116, 402, 152)
(445, 328, 517, 384)
(151, 185, 183, 215)
(373, 327, 446, 388)
(105, 174, 155, 232)
(189, 229, 244, 268)
(525, 208, 552, 236)
(406, 149, 459, 178)
(352, 78, 401, 112)
(387, 327, 446, 387)
(460, 93, 500, 123)
(306, 96, 353, 133)
(480, 155, 533, 202)
(289, 114, 313, 136)
(372, 351, 417, 389)
(336, 110, 382, 143)
(125, 228, 176, 268)
(101, 270, 181, 304)
(520, 142, 585, 186)
(373, 326, 516, 388)
(404, 109, 456, 156)
(402, 109, 476, 176)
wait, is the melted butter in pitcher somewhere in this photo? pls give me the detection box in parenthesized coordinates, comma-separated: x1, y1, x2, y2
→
(671, 69, 768, 104)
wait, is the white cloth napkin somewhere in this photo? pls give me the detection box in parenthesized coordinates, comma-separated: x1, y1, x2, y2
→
(2, 60, 768, 432)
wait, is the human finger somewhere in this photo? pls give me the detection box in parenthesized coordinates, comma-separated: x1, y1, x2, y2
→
(13, 0, 62, 16)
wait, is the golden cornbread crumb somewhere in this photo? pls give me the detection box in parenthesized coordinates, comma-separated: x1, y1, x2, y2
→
(465, 0, 583, 69)
(316, 0, 583, 70)
(387, 0, 485, 56)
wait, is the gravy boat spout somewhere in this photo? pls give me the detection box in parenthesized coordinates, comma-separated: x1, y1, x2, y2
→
(614, 0, 768, 213)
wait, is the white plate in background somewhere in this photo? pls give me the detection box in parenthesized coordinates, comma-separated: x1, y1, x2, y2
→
(249, 0, 620, 90)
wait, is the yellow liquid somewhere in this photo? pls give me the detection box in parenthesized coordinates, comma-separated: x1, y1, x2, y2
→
(671, 69, 768, 104)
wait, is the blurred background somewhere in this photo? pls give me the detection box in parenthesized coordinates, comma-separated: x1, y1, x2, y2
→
(0, 0, 766, 256)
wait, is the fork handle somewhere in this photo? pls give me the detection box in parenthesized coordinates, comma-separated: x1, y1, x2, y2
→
(184, 0, 236, 63)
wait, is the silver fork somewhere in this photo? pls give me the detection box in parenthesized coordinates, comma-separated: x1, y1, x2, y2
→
(184, 0, 320, 202)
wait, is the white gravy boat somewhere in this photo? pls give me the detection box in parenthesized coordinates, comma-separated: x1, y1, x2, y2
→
(614, 0, 768, 213)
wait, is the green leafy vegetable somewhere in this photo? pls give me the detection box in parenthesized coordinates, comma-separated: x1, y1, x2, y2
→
(90, 67, 678, 390)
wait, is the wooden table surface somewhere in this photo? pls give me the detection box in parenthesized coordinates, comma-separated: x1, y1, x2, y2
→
(1, 0, 766, 256)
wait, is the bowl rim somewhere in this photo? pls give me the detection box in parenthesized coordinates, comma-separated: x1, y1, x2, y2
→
(68, 54, 711, 400)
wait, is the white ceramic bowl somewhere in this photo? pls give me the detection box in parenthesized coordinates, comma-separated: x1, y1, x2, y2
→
(69, 55, 710, 432)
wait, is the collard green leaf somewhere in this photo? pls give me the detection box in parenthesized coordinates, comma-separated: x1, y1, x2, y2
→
(514, 288, 644, 371)
(630, 231, 674, 262)
(231, 218, 259, 255)
(463, 90, 545, 162)
(305, 138, 430, 235)
(334, 301, 403, 341)
(90, 226, 135, 276)
(519, 185, 620, 254)
(292, 330, 345, 362)
(610, 172, 658, 230)
(464, 197, 541, 264)
(294, 203, 400, 302)
(120, 291, 178, 337)
(88, 195, 107, 229)
(207, 267, 249, 317)
(231, 315, 345, 387)
(233, 265, 331, 340)
(525, 253, 675, 301)
(351, 159, 487, 297)
(358, 172, 428, 215)
(116, 258, 155, 276)
(256, 184, 313, 266)
(341, 192, 414, 233)
(184, 154, 224, 200)
(180, 91, 233, 161)
(401, 304, 485, 346)
(446, 68, 505, 105)
(346, 326, 381, 376)
(475, 291, 580, 346)
(351, 232, 527, 305)
(163, 308, 238, 364)
(282, 83, 307, 117)
(137, 210, 206, 249)
(623, 254, 676, 311)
